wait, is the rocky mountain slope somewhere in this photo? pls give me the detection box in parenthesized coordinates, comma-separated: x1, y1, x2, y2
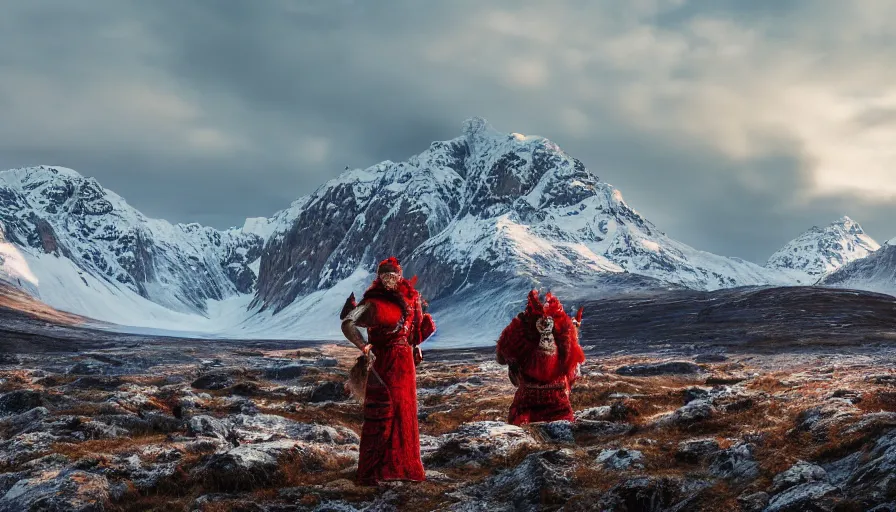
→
(819, 238, 896, 295)
(0, 166, 262, 319)
(766, 216, 879, 284)
(254, 117, 793, 316)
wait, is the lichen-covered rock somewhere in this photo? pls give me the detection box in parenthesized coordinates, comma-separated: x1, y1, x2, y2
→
(309, 381, 349, 403)
(191, 372, 235, 390)
(794, 402, 859, 440)
(263, 363, 306, 380)
(451, 449, 577, 512)
(764, 482, 841, 512)
(694, 354, 728, 363)
(840, 428, 896, 503)
(572, 420, 634, 438)
(0, 390, 43, 416)
(675, 438, 721, 463)
(737, 491, 769, 512)
(582, 476, 705, 512)
(530, 421, 574, 444)
(197, 440, 355, 491)
(0, 407, 50, 437)
(657, 399, 716, 426)
(196, 440, 303, 491)
(0, 469, 111, 512)
(228, 414, 359, 445)
(0, 431, 60, 466)
(426, 421, 539, 469)
(188, 415, 233, 441)
(771, 461, 828, 494)
(843, 412, 896, 435)
(596, 448, 644, 471)
(573, 406, 611, 422)
(111, 453, 179, 491)
(708, 443, 759, 483)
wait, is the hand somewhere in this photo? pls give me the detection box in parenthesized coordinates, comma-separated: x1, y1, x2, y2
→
(413, 346, 423, 366)
(361, 344, 373, 356)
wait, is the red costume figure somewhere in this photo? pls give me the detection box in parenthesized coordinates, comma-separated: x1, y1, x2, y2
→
(340, 257, 432, 486)
(496, 290, 585, 425)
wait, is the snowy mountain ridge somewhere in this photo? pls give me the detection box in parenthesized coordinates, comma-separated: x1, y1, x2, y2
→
(0, 166, 263, 317)
(253, 117, 795, 317)
(819, 239, 896, 296)
(0, 119, 885, 344)
(765, 216, 880, 284)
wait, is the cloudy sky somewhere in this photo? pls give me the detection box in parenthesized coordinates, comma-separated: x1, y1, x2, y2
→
(3, 0, 896, 264)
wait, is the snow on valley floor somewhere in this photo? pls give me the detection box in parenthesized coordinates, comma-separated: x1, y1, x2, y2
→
(1, 253, 508, 347)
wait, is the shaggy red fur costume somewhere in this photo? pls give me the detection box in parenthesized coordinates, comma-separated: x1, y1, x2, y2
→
(353, 257, 429, 485)
(496, 290, 586, 425)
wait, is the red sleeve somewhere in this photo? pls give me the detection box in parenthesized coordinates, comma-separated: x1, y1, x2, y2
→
(410, 295, 425, 346)
(420, 313, 435, 343)
(496, 316, 524, 364)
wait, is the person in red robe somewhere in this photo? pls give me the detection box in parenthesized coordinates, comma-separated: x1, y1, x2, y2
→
(340, 257, 432, 486)
(496, 290, 585, 425)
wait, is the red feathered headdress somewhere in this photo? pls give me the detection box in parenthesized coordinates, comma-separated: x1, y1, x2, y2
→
(377, 256, 402, 275)
(525, 289, 544, 317)
(542, 291, 565, 317)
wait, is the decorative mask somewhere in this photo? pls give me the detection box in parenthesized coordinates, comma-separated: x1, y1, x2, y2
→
(536, 316, 556, 355)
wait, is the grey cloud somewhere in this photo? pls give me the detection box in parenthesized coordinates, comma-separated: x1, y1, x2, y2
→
(1, 1, 895, 264)
(852, 108, 896, 130)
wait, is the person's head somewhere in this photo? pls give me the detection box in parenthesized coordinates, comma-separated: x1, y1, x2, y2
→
(377, 257, 402, 291)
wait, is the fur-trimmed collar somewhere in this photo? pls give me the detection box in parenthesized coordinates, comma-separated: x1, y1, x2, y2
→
(360, 277, 419, 329)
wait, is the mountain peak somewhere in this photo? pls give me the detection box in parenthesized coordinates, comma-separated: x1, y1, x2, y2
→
(833, 215, 859, 229)
(460, 117, 503, 150)
(766, 216, 879, 279)
(461, 116, 493, 136)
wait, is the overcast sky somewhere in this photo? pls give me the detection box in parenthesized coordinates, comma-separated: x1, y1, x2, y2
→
(3, 0, 896, 264)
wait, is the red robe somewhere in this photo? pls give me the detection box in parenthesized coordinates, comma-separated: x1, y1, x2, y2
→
(353, 278, 427, 485)
(496, 291, 585, 425)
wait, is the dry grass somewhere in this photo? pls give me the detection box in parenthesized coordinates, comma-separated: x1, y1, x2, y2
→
(421, 395, 513, 435)
(745, 374, 791, 393)
(260, 405, 362, 432)
(50, 435, 170, 461)
(52, 402, 124, 417)
(857, 390, 896, 413)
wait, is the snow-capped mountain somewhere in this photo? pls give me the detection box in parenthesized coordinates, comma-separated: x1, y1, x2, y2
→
(0, 119, 820, 344)
(765, 216, 880, 284)
(254, 117, 791, 314)
(0, 166, 263, 319)
(818, 239, 896, 295)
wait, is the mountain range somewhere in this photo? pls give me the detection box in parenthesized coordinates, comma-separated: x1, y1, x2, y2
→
(0, 118, 892, 346)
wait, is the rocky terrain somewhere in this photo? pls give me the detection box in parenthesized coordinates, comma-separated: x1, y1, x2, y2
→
(1, 285, 896, 511)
